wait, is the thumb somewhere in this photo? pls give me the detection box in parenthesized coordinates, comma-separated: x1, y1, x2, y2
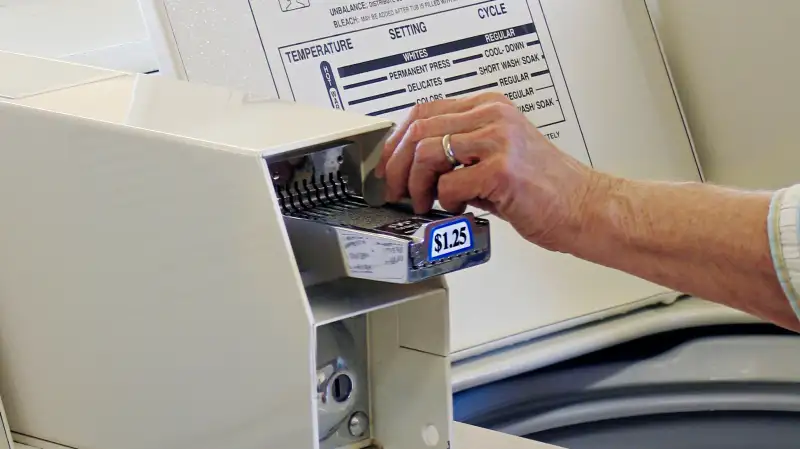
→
(436, 164, 488, 213)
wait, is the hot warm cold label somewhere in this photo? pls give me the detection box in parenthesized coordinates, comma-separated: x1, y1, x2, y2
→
(248, 0, 592, 165)
(429, 218, 473, 261)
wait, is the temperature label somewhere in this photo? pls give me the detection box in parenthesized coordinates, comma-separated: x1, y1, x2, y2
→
(429, 218, 473, 261)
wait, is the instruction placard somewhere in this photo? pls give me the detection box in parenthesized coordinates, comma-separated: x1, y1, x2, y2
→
(248, 0, 591, 164)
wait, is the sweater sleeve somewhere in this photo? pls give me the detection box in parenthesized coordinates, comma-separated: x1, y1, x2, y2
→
(768, 184, 800, 319)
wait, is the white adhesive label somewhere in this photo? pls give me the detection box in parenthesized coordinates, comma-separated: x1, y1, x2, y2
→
(337, 230, 409, 281)
(248, 0, 591, 164)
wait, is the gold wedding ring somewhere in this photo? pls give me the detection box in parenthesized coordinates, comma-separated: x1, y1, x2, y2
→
(442, 134, 459, 166)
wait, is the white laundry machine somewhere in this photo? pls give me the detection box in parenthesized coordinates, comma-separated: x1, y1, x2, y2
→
(134, 0, 800, 447)
(0, 50, 562, 449)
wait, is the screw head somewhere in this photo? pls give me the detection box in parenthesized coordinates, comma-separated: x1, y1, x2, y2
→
(348, 412, 369, 438)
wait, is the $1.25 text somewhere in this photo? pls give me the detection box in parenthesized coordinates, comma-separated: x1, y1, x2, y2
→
(431, 222, 471, 259)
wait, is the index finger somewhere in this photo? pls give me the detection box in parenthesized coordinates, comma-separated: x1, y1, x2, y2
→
(376, 99, 460, 178)
(375, 92, 513, 178)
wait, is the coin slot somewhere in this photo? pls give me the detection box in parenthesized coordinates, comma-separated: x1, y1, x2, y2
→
(331, 372, 353, 403)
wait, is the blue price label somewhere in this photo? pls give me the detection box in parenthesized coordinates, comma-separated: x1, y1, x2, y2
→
(428, 218, 474, 262)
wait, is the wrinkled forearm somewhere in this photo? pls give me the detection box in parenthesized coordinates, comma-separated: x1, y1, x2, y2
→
(563, 173, 798, 331)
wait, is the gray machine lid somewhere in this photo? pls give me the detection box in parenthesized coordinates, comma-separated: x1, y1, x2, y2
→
(455, 328, 800, 449)
(527, 412, 800, 449)
(451, 297, 760, 393)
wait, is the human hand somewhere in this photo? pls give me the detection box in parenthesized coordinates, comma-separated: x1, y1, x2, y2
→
(374, 92, 601, 249)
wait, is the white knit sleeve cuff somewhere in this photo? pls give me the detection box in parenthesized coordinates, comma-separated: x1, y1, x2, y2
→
(768, 184, 800, 318)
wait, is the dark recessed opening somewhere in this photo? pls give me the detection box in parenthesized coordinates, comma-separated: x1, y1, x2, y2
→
(332, 373, 353, 403)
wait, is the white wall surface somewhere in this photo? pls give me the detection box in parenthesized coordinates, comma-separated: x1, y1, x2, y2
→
(647, 0, 800, 190)
(0, 0, 156, 72)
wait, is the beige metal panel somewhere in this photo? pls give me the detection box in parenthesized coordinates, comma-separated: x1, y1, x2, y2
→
(0, 52, 467, 449)
(0, 102, 318, 449)
(0, 0, 156, 72)
(647, 0, 800, 190)
(0, 393, 10, 449)
(539, 0, 701, 182)
(13, 423, 565, 449)
(0, 53, 391, 159)
(0, 52, 124, 100)
(447, 215, 673, 355)
(454, 423, 563, 449)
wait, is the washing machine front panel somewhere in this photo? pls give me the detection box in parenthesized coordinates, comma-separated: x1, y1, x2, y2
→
(141, 0, 701, 354)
